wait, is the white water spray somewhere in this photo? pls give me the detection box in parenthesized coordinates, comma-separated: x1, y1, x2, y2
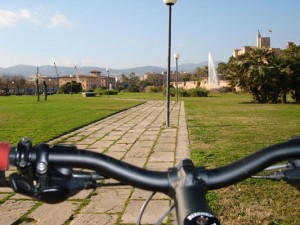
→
(208, 52, 220, 90)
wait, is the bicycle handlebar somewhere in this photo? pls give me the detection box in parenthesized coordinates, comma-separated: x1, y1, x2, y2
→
(1, 137, 300, 225)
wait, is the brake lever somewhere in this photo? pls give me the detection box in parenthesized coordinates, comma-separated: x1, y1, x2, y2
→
(252, 171, 285, 180)
(8, 140, 108, 203)
(252, 160, 300, 191)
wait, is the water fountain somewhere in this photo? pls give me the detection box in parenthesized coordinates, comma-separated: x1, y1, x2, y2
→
(208, 52, 220, 90)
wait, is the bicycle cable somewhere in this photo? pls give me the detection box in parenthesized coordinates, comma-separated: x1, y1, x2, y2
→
(155, 202, 175, 225)
(136, 191, 156, 225)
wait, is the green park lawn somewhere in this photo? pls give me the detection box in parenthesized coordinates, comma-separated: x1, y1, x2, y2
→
(0, 94, 143, 145)
(183, 93, 300, 224)
(1, 92, 300, 224)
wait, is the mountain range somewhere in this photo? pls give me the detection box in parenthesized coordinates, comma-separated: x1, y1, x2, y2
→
(0, 62, 210, 78)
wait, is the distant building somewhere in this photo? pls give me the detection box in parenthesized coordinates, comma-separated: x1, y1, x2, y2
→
(28, 70, 116, 91)
(233, 30, 283, 57)
(59, 70, 116, 90)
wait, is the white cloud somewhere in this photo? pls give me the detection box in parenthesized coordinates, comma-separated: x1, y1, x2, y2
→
(19, 9, 32, 20)
(49, 12, 73, 28)
(0, 9, 34, 27)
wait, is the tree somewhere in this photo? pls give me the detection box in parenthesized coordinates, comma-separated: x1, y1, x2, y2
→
(226, 48, 281, 103)
(217, 62, 228, 79)
(192, 66, 208, 81)
(59, 81, 82, 94)
(127, 73, 140, 92)
(280, 44, 300, 103)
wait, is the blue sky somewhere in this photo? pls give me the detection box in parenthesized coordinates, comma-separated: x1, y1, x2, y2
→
(0, 0, 299, 69)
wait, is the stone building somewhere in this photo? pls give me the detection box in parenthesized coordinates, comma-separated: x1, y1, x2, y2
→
(28, 70, 116, 91)
(233, 31, 281, 57)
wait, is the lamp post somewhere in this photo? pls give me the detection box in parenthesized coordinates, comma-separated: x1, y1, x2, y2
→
(49, 79, 53, 93)
(106, 68, 109, 98)
(11, 81, 15, 95)
(163, 0, 177, 127)
(70, 75, 73, 96)
(174, 53, 180, 102)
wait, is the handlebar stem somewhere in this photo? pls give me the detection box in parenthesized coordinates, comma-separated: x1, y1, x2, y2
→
(168, 159, 220, 225)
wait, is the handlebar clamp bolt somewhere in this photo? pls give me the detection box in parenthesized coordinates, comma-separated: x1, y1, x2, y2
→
(22, 137, 30, 143)
(37, 162, 47, 174)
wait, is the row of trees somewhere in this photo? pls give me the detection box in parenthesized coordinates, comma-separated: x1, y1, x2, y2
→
(222, 44, 300, 103)
(0, 75, 28, 95)
(2, 43, 299, 103)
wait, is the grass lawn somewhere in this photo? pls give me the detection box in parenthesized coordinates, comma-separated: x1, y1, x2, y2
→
(0, 94, 142, 145)
(184, 93, 300, 224)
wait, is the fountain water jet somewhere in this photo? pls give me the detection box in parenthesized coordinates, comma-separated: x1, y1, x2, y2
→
(208, 52, 220, 90)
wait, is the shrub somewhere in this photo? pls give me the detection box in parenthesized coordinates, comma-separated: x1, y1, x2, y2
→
(101, 89, 119, 95)
(179, 88, 189, 97)
(188, 88, 208, 97)
(145, 86, 160, 93)
(162, 87, 176, 97)
(163, 87, 208, 97)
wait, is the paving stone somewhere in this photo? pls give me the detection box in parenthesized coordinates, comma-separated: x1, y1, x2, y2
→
(122, 157, 147, 168)
(70, 189, 93, 200)
(104, 151, 125, 160)
(134, 140, 155, 148)
(146, 162, 174, 171)
(149, 151, 175, 163)
(107, 143, 132, 152)
(70, 213, 118, 225)
(82, 188, 131, 213)
(125, 148, 151, 158)
(28, 201, 80, 225)
(0, 200, 37, 225)
(0, 193, 10, 200)
(89, 140, 114, 149)
(139, 135, 157, 141)
(122, 200, 170, 224)
(153, 143, 176, 152)
(131, 188, 169, 200)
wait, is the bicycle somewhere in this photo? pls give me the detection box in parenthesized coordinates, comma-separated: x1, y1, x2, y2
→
(0, 136, 300, 225)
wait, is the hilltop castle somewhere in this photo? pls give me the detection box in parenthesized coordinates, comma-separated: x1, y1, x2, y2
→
(232, 30, 293, 57)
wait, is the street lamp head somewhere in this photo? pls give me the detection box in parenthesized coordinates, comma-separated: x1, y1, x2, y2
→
(163, 0, 177, 5)
(174, 53, 180, 59)
(106, 68, 109, 72)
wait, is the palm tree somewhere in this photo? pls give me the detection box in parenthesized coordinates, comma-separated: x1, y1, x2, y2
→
(280, 44, 300, 103)
(226, 48, 281, 103)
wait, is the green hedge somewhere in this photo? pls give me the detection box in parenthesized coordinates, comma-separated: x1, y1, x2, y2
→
(163, 87, 208, 97)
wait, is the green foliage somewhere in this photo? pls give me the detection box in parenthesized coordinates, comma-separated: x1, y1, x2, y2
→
(225, 44, 300, 103)
(188, 88, 208, 97)
(59, 81, 82, 94)
(176, 88, 208, 97)
(100, 89, 119, 95)
(145, 86, 162, 93)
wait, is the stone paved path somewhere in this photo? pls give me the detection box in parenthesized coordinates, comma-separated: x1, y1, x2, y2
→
(0, 100, 190, 225)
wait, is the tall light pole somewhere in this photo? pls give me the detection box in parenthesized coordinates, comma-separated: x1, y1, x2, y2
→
(174, 53, 180, 102)
(106, 68, 109, 98)
(163, 0, 177, 127)
(70, 75, 73, 96)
